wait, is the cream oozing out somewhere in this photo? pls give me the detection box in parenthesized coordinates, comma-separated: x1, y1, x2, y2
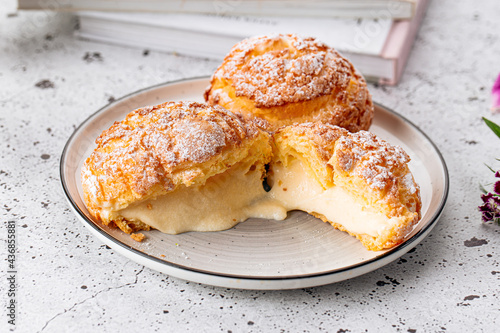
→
(118, 162, 286, 234)
(117, 156, 400, 237)
(267, 158, 401, 237)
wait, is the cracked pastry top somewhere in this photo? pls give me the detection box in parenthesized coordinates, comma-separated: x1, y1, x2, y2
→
(204, 33, 374, 132)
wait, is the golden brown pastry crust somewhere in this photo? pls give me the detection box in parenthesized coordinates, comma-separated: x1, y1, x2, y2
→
(272, 122, 349, 189)
(81, 101, 272, 233)
(204, 34, 374, 132)
(272, 122, 422, 251)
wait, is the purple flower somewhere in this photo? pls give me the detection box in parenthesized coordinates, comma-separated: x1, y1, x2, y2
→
(493, 73, 500, 113)
(479, 193, 500, 224)
(479, 92, 500, 223)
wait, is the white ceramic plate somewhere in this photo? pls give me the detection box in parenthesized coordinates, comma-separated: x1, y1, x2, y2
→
(60, 77, 449, 290)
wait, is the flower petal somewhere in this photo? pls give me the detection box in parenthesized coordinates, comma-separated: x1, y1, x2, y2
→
(493, 73, 500, 113)
(481, 208, 493, 222)
(479, 203, 490, 212)
(481, 193, 494, 203)
(494, 181, 500, 195)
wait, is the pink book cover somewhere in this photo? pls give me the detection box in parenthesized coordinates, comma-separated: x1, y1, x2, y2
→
(380, 0, 430, 85)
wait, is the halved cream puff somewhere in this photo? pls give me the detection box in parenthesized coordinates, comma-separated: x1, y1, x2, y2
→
(81, 101, 281, 235)
(269, 122, 421, 251)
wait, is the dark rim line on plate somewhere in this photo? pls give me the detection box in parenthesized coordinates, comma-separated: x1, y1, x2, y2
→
(59, 76, 450, 281)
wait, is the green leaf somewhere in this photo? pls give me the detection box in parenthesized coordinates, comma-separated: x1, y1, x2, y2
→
(483, 117, 500, 138)
(485, 163, 496, 173)
(479, 183, 488, 194)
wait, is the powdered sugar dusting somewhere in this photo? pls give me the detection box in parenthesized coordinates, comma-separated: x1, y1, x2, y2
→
(82, 101, 257, 202)
(212, 34, 355, 108)
(402, 172, 417, 194)
(173, 119, 226, 163)
(82, 167, 100, 199)
(335, 131, 411, 190)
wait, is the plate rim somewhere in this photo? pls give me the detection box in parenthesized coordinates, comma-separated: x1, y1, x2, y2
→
(60, 76, 449, 286)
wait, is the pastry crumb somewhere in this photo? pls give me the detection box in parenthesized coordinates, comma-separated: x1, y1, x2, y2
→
(130, 233, 145, 242)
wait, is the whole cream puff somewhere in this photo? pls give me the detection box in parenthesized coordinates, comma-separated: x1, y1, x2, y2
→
(205, 34, 374, 132)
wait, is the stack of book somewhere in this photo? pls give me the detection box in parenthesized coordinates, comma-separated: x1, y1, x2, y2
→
(18, 0, 429, 84)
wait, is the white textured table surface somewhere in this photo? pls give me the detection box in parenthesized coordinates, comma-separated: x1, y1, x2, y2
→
(1, 0, 500, 332)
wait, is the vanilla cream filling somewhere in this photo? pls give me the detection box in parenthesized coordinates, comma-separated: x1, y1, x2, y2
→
(119, 162, 286, 234)
(268, 158, 400, 237)
(118, 157, 399, 237)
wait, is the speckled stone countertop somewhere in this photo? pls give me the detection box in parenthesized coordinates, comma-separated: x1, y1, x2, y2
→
(1, 0, 500, 332)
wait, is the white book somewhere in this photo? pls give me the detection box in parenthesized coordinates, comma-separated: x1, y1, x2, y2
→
(18, 0, 416, 19)
(74, 0, 429, 84)
(76, 11, 393, 79)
